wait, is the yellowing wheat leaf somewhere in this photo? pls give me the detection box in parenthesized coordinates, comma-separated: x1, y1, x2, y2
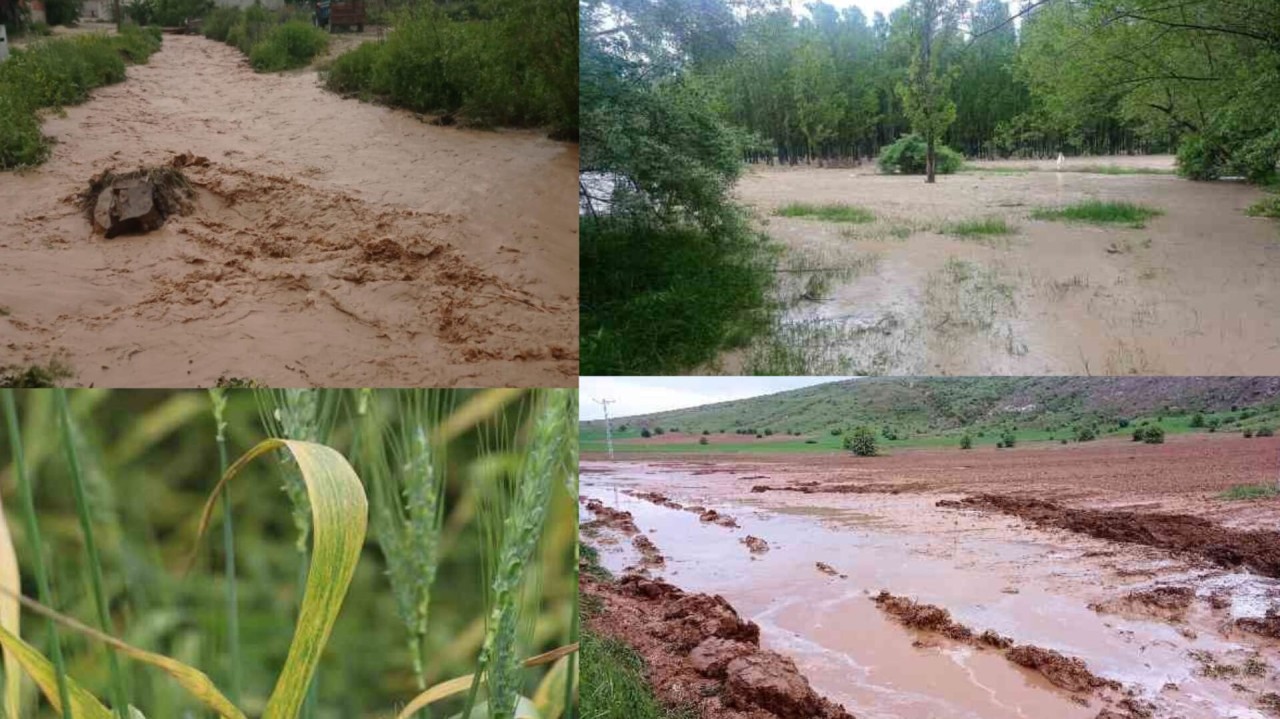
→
(0, 623, 113, 719)
(194, 438, 369, 719)
(394, 644, 578, 719)
(0, 491, 21, 719)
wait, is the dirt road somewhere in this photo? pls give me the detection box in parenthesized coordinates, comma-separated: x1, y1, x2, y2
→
(731, 156, 1280, 375)
(0, 35, 578, 386)
(582, 438, 1280, 719)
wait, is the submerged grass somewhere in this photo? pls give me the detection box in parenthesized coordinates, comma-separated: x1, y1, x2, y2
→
(1219, 484, 1280, 501)
(1030, 200, 1162, 228)
(775, 202, 875, 223)
(942, 216, 1017, 239)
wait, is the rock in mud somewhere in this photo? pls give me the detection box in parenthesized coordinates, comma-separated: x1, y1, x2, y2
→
(741, 535, 770, 553)
(816, 562, 841, 576)
(82, 167, 193, 239)
(1236, 608, 1280, 638)
(690, 637, 755, 678)
(724, 652, 854, 719)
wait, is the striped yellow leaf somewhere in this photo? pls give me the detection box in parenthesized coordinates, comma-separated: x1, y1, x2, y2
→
(0, 623, 113, 718)
(0, 490, 21, 719)
(193, 438, 368, 719)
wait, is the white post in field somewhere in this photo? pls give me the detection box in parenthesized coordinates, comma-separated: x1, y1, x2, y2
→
(594, 397, 617, 460)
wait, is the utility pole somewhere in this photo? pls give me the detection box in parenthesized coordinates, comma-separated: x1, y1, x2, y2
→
(594, 397, 616, 460)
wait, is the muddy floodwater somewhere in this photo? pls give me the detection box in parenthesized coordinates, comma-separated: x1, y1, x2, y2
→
(728, 156, 1280, 375)
(582, 459, 1280, 719)
(0, 35, 578, 386)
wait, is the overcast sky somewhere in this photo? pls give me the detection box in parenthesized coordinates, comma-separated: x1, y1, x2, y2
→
(578, 377, 853, 421)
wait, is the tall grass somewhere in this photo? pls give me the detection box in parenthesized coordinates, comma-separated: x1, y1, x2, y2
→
(775, 203, 875, 223)
(943, 216, 1017, 238)
(0, 389, 578, 718)
(1030, 200, 1162, 228)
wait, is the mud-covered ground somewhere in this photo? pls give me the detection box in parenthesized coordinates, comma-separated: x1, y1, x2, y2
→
(581, 435, 1280, 719)
(724, 155, 1280, 375)
(0, 35, 578, 386)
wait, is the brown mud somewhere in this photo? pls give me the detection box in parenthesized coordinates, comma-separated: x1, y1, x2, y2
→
(940, 494, 1280, 578)
(583, 455, 1280, 719)
(724, 157, 1280, 375)
(0, 35, 577, 386)
(583, 571, 855, 719)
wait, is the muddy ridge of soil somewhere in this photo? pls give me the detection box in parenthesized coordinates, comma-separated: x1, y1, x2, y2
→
(869, 591, 1154, 716)
(740, 535, 770, 554)
(1088, 586, 1196, 623)
(939, 494, 1280, 578)
(583, 570, 855, 719)
(750, 481, 928, 495)
(580, 497, 639, 534)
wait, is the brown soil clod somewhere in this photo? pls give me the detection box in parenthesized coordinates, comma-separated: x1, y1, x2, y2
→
(584, 570, 855, 719)
(741, 535, 770, 554)
(815, 562, 844, 577)
(872, 590, 975, 642)
(81, 165, 193, 238)
(1006, 645, 1121, 694)
(1089, 585, 1196, 622)
(941, 494, 1280, 578)
(1236, 608, 1280, 638)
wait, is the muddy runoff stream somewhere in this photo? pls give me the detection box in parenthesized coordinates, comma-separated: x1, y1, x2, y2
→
(582, 461, 1280, 719)
(0, 35, 578, 386)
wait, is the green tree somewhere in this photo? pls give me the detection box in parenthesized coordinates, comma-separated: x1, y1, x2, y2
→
(844, 426, 878, 456)
(897, 0, 962, 182)
(959, 433, 973, 449)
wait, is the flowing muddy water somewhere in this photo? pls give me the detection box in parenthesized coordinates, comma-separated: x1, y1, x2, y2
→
(724, 156, 1280, 375)
(0, 35, 578, 386)
(582, 461, 1280, 719)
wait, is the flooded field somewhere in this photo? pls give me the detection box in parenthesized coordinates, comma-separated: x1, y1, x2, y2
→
(0, 35, 578, 386)
(726, 156, 1280, 375)
(581, 441, 1280, 719)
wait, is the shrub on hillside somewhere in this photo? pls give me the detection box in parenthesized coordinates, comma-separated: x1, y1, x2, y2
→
(877, 134, 963, 175)
(1258, 426, 1275, 437)
(844, 426, 877, 457)
(959, 434, 973, 450)
(1000, 430, 1016, 448)
(1074, 425, 1097, 442)
(249, 20, 327, 72)
(640, 428, 651, 438)
(1243, 428, 1254, 438)
(1138, 425, 1165, 444)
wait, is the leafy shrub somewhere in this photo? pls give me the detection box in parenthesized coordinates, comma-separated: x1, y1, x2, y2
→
(698, 436, 708, 446)
(830, 428, 842, 436)
(1074, 425, 1097, 442)
(1176, 134, 1223, 180)
(201, 5, 240, 41)
(1139, 425, 1165, 444)
(640, 428, 651, 438)
(1258, 426, 1275, 437)
(1246, 195, 1280, 218)
(959, 434, 973, 450)
(1190, 413, 1205, 428)
(653, 427, 664, 436)
(877, 134, 964, 175)
(0, 94, 46, 168)
(325, 39, 387, 96)
(1244, 428, 1254, 438)
(249, 20, 327, 72)
(1000, 430, 1016, 448)
(843, 426, 877, 457)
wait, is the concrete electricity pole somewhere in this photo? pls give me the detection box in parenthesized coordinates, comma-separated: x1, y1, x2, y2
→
(594, 397, 616, 460)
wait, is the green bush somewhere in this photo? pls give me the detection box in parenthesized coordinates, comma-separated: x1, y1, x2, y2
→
(1074, 425, 1097, 442)
(202, 6, 241, 41)
(0, 94, 47, 168)
(1258, 426, 1275, 438)
(1176, 134, 1222, 180)
(959, 434, 973, 450)
(878, 134, 964, 175)
(1190, 412, 1205, 428)
(325, 39, 387, 96)
(249, 20, 326, 72)
(843, 426, 878, 457)
(1000, 430, 1016, 448)
(1139, 425, 1165, 444)
(1243, 428, 1254, 438)
(640, 428, 651, 438)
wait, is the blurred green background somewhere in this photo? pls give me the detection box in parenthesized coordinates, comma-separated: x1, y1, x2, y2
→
(0, 389, 577, 718)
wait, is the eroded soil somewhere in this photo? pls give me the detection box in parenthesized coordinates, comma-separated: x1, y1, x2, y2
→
(582, 438, 1280, 719)
(0, 35, 578, 386)
(726, 156, 1280, 375)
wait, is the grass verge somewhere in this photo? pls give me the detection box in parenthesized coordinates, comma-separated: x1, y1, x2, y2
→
(203, 5, 327, 74)
(1030, 200, 1162, 228)
(776, 202, 875, 223)
(0, 26, 162, 169)
(943, 216, 1017, 238)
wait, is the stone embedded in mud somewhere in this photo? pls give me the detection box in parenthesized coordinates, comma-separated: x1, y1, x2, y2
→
(816, 562, 840, 576)
(690, 637, 755, 678)
(82, 167, 193, 239)
(741, 535, 770, 553)
(1235, 608, 1280, 638)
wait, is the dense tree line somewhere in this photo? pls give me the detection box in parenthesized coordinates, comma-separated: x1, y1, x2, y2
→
(597, 0, 1277, 170)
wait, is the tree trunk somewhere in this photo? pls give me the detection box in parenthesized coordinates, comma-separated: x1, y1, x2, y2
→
(926, 134, 937, 183)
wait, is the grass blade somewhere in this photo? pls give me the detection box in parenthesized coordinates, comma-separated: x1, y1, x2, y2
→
(0, 589, 245, 719)
(55, 390, 130, 719)
(0, 624, 113, 719)
(394, 645, 578, 719)
(2, 390, 75, 718)
(208, 389, 242, 705)
(191, 438, 369, 719)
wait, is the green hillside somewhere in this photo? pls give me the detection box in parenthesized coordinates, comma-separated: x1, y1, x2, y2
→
(581, 378, 1280, 454)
